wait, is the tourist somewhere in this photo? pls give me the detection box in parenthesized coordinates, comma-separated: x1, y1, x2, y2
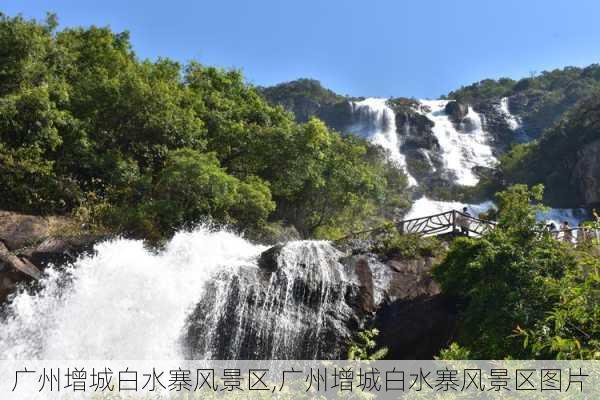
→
(561, 221, 573, 243)
(578, 222, 590, 244)
(458, 207, 471, 236)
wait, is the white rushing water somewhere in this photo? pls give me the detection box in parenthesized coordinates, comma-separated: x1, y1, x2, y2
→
(406, 197, 494, 221)
(0, 227, 363, 360)
(418, 100, 497, 186)
(350, 98, 417, 185)
(499, 97, 521, 131)
(186, 240, 356, 359)
(0, 227, 266, 359)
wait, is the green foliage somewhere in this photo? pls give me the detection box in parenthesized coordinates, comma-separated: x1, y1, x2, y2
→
(448, 78, 516, 103)
(146, 149, 275, 235)
(372, 230, 441, 260)
(0, 14, 410, 240)
(347, 328, 389, 360)
(491, 92, 600, 207)
(435, 343, 472, 360)
(433, 185, 582, 359)
(516, 250, 600, 359)
(260, 78, 345, 107)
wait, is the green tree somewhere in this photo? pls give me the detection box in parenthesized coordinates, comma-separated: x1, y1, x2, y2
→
(0, 13, 410, 241)
(433, 185, 577, 359)
(149, 149, 274, 235)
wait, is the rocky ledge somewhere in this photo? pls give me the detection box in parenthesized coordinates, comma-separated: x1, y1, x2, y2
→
(185, 238, 456, 360)
(0, 211, 104, 304)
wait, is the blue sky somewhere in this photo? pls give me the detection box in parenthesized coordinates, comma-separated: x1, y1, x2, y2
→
(4, 0, 600, 98)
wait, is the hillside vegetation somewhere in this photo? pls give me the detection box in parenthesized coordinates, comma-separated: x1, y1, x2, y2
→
(0, 13, 410, 241)
(476, 91, 600, 208)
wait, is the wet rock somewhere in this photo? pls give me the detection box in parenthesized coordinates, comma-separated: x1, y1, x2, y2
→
(0, 210, 104, 304)
(257, 244, 283, 272)
(473, 100, 515, 150)
(445, 100, 469, 122)
(345, 256, 375, 314)
(19, 235, 100, 268)
(185, 241, 365, 360)
(0, 212, 54, 250)
(0, 241, 41, 280)
(0, 268, 25, 306)
(185, 237, 458, 360)
(375, 295, 458, 359)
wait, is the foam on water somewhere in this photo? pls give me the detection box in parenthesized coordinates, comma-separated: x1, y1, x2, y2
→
(350, 98, 417, 185)
(406, 197, 494, 221)
(0, 227, 266, 359)
(417, 100, 497, 186)
(499, 97, 521, 131)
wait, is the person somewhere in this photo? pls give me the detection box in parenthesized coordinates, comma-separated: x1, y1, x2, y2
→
(457, 207, 471, 236)
(546, 222, 558, 239)
(561, 221, 573, 243)
(578, 222, 590, 244)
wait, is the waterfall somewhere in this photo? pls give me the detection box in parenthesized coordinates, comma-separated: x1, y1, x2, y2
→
(499, 97, 521, 131)
(0, 228, 266, 359)
(418, 100, 497, 186)
(184, 240, 363, 359)
(0, 227, 372, 360)
(349, 98, 417, 186)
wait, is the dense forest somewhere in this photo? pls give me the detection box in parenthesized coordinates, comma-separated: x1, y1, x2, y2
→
(0, 13, 410, 241)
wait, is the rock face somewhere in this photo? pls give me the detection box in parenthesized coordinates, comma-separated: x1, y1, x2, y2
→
(0, 211, 103, 304)
(473, 100, 516, 151)
(572, 139, 600, 206)
(184, 239, 456, 360)
(445, 100, 469, 123)
(185, 241, 364, 359)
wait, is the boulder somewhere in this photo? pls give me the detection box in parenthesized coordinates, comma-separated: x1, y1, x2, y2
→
(257, 244, 283, 273)
(0, 241, 41, 280)
(445, 100, 469, 122)
(19, 235, 100, 268)
(0, 210, 105, 304)
(185, 241, 363, 359)
(0, 211, 52, 250)
(384, 255, 440, 300)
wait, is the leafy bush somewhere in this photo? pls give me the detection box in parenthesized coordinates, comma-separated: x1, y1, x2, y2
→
(372, 231, 441, 259)
(433, 184, 599, 359)
(347, 329, 389, 360)
(435, 343, 472, 360)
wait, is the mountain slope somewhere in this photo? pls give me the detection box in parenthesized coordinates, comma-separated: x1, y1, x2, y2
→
(261, 67, 600, 208)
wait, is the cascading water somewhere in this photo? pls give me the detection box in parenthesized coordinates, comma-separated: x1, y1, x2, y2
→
(417, 100, 497, 186)
(0, 228, 266, 359)
(349, 98, 417, 185)
(184, 240, 365, 359)
(499, 97, 521, 131)
(0, 227, 372, 360)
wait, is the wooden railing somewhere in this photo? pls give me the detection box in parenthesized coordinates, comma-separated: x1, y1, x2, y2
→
(397, 210, 496, 238)
(339, 210, 599, 245)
